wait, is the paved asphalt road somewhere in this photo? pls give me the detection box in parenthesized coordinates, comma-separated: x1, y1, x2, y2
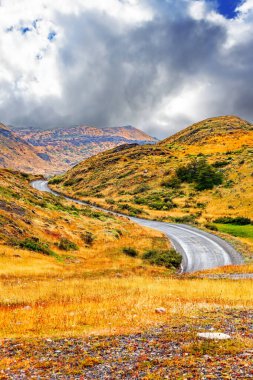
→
(31, 180, 243, 273)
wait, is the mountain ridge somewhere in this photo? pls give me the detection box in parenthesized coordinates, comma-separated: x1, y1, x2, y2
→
(0, 123, 157, 175)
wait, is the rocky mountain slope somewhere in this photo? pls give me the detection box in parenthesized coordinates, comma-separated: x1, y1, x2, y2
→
(16, 125, 157, 174)
(0, 123, 50, 174)
(50, 116, 253, 253)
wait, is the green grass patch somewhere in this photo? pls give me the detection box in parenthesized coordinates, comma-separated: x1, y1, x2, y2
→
(215, 224, 253, 240)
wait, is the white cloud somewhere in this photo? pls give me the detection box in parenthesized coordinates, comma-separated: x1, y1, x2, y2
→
(0, 0, 253, 137)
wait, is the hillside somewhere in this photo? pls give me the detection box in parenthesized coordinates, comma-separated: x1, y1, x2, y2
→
(0, 168, 170, 277)
(0, 123, 50, 174)
(1, 127, 253, 378)
(161, 115, 253, 152)
(16, 125, 157, 174)
(50, 116, 253, 255)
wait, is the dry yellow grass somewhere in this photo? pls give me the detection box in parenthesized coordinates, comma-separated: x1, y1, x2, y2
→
(0, 169, 252, 340)
(0, 272, 252, 338)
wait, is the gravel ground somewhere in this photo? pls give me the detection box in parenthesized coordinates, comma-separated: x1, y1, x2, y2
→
(0, 309, 252, 379)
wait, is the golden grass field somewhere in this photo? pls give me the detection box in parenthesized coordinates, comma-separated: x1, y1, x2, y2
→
(1, 257, 253, 339)
(0, 116, 252, 349)
(0, 167, 252, 341)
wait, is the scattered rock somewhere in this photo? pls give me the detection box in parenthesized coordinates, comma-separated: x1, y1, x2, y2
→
(155, 307, 166, 314)
(197, 332, 231, 340)
(23, 306, 32, 311)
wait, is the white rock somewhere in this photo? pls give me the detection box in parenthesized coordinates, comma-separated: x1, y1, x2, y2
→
(197, 332, 231, 340)
(155, 307, 166, 314)
(23, 306, 32, 310)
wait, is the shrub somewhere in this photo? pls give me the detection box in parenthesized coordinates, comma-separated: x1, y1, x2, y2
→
(176, 158, 223, 190)
(212, 160, 230, 168)
(118, 203, 142, 215)
(161, 176, 181, 189)
(63, 178, 82, 187)
(106, 198, 115, 205)
(48, 175, 64, 185)
(81, 231, 94, 246)
(214, 217, 252, 225)
(10, 237, 55, 256)
(132, 185, 151, 194)
(122, 247, 138, 257)
(143, 249, 182, 269)
(58, 238, 78, 251)
(174, 214, 196, 224)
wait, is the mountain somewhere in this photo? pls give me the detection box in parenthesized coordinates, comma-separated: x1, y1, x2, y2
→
(50, 116, 253, 245)
(16, 125, 157, 174)
(0, 123, 50, 174)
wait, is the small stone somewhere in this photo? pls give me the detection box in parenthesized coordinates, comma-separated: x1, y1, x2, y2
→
(197, 332, 231, 340)
(23, 306, 32, 310)
(155, 307, 166, 314)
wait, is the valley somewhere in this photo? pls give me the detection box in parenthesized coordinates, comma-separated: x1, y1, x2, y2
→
(0, 115, 252, 378)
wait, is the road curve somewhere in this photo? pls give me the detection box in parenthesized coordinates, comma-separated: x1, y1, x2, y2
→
(31, 180, 243, 273)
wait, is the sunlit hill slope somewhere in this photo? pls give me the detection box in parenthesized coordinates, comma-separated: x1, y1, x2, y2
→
(51, 116, 253, 238)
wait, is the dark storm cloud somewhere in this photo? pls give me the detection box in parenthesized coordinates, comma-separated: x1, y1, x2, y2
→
(1, 1, 253, 138)
(52, 9, 226, 135)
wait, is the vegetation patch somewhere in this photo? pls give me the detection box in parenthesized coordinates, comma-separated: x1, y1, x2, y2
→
(58, 238, 79, 251)
(215, 224, 253, 241)
(214, 217, 252, 225)
(9, 237, 56, 256)
(122, 247, 138, 257)
(81, 231, 95, 246)
(143, 249, 182, 269)
(133, 191, 176, 211)
(176, 158, 223, 190)
(48, 175, 64, 185)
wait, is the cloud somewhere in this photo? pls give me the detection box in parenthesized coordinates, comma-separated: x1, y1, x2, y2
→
(0, 0, 252, 138)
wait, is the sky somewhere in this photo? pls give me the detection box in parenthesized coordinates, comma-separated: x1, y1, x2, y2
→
(0, 0, 253, 138)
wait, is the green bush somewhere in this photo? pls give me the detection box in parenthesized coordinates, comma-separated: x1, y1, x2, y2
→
(161, 176, 181, 189)
(176, 158, 223, 190)
(118, 203, 142, 215)
(10, 237, 55, 256)
(174, 215, 196, 224)
(212, 160, 230, 168)
(143, 249, 182, 269)
(58, 238, 78, 251)
(122, 247, 138, 257)
(48, 175, 64, 185)
(214, 217, 252, 225)
(63, 178, 82, 186)
(106, 198, 115, 205)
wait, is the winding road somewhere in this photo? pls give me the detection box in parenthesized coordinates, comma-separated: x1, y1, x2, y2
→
(32, 180, 243, 273)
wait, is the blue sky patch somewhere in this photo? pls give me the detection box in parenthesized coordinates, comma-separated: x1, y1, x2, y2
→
(206, 0, 245, 19)
(48, 31, 57, 41)
(20, 27, 32, 34)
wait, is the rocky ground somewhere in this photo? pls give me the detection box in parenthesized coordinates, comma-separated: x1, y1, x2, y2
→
(0, 309, 252, 379)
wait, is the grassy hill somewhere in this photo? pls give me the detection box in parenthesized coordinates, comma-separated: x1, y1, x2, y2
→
(50, 115, 253, 256)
